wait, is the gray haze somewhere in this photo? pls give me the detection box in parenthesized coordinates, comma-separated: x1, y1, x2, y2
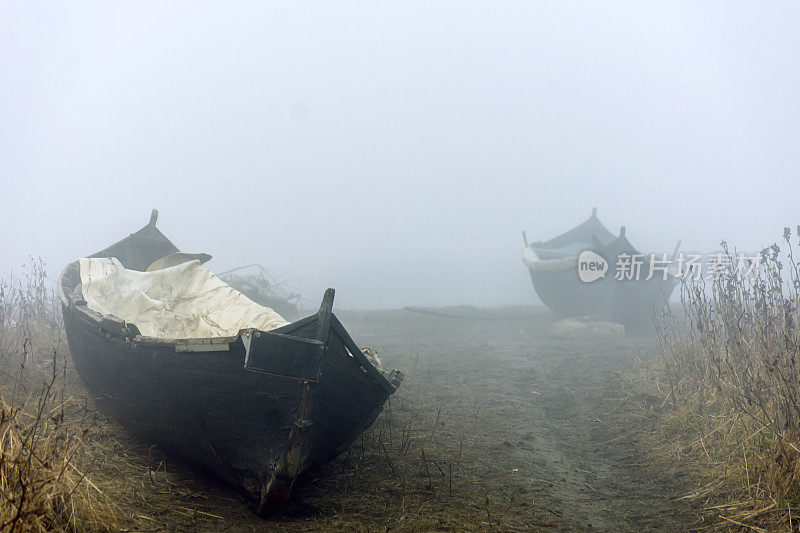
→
(2, 2, 799, 309)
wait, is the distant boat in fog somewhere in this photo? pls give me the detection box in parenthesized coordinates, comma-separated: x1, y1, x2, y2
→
(522, 208, 679, 329)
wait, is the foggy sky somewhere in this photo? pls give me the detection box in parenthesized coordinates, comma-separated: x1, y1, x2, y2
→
(2, 2, 799, 309)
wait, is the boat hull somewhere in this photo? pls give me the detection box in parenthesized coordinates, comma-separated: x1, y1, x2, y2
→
(523, 209, 678, 329)
(62, 303, 392, 508)
(62, 305, 298, 500)
(528, 268, 613, 317)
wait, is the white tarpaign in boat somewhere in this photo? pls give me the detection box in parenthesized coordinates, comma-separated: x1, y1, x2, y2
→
(79, 257, 288, 339)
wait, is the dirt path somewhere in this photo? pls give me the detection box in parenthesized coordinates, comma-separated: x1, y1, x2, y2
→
(84, 306, 698, 531)
(340, 306, 696, 531)
(501, 331, 693, 531)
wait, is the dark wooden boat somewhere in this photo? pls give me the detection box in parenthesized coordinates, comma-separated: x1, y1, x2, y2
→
(58, 210, 403, 514)
(522, 208, 679, 329)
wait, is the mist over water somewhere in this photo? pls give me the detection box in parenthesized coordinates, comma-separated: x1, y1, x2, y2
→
(2, 2, 799, 309)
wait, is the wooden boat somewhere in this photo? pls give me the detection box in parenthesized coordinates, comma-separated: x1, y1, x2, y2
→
(522, 208, 679, 329)
(57, 210, 403, 514)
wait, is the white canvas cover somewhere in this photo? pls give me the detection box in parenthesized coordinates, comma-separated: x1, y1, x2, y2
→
(79, 257, 289, 339)
(522, 246, 577, 272)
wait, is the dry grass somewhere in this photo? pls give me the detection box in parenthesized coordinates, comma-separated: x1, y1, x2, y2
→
(0, 259, 116, 532)
(636, 228, 800, 531)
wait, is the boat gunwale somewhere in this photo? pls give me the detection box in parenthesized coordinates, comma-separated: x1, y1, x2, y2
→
(57, 261, 399, 393)
(530, 207, 616, 251)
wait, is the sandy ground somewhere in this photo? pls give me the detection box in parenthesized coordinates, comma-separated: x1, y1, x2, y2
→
(81, 306, 700, 531)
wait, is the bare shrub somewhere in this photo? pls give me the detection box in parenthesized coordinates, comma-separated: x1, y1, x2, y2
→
(655, 228, 800, 529)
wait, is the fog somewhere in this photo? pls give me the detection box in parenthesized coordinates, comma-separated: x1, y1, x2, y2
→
(1, 2, 798, 309)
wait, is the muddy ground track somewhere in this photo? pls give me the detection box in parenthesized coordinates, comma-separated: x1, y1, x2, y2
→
(497, 333, 692, 531)
(341, 307, 697, 531)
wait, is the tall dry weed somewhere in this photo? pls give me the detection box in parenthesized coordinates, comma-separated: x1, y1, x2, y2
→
(655, 228, 800, 529)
